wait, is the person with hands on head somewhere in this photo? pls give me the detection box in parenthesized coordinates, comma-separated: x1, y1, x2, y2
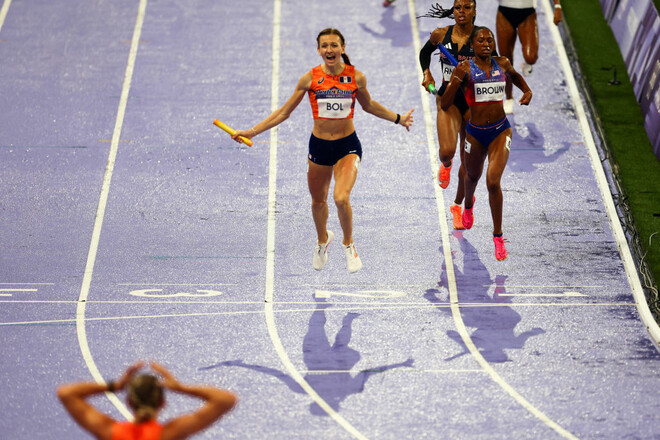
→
(231, 28, 414, 274)
(57, 361, 237, 440)
(440, 26, 531, 261)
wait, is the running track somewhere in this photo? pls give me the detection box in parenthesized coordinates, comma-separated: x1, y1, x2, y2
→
(1, 0, 659, 438)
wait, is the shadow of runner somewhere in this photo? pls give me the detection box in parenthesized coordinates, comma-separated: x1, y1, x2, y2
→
(507, 115, 570, 173)
(201, 297, 413, 415)
(426, 231, 545, 363)
(358, 7, 411, 48)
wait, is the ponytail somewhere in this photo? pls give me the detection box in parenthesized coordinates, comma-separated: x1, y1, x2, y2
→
(417, 1, 477, 23)
(341, 53, 352, 66)
(317, 28, 352, 66)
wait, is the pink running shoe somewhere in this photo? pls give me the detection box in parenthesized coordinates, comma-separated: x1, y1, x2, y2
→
(462, 205, 474, 229)
(383, 0, 395, 6)
(450, 204, 465, 230)
(438, 162, 452, 188)
(493, 235, 509, 261)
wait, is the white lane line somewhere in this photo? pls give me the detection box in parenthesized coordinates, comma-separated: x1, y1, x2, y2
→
(0, 289, 38, 292)
(407, 0, 577, 438)
(298, 369, 483, 374)
(0, 283, 54, 285)
(496, 292, 587, 297)
(0, 299, 637, 307)
(1, 301, 637, 326)
(260, 2, 366, 438)
(0, 288, 38, 297)
(539, 0, 660, 348)
(315, 289, 407, 299)
(117, 283, 237, 286)
(487, 285, 603, 288)
(0, 0, 11, 33)
(75, 0, 149, 422)
(1, 300, 638, 308)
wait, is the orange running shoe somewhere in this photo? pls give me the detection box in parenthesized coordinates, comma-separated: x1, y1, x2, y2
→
(450, 204, 465, 230)
(438, 162, 452, 188)
(493, 235, 509, 261)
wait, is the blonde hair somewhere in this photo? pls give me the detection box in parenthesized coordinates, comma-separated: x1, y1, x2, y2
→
(127, 374, 164, 424)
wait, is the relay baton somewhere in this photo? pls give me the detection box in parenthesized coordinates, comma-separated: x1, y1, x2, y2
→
(436, 43, 458, 66)
(427, 45, 458, 95)
(213, 119, 253, 147)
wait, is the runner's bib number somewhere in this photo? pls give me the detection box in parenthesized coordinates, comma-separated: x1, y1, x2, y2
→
(442, 62, 455, 82)
(474, 81, 506, 103)
(318, 98, 352, 119)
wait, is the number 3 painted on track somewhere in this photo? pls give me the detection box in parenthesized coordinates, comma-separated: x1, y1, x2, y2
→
(128, 289, 223, 298)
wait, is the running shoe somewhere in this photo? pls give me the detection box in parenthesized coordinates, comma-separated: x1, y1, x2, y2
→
(344, 242, 363, 273)
(438, 161, 452, 189)
(313, 230, 334, 270)
(493, 235, 509, 261)
(503, 98, 514, 114)
(521, 62, 533, 76)
(462, 203, 474, 229)
(383, 0, 396, 6)
(450, 204, 465, 230)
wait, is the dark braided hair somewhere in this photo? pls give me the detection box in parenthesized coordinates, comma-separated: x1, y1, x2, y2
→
(417, 2, 454, 19)
(417, 1, 476, 21)
(316, 28, 352, 66)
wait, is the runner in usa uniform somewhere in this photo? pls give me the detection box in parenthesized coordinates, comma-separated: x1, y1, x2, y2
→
(418, 0, 481, 230)
(58, 362, 237, 440)
(496, 0, 562, 113)
(232, 28, 414, 273)
(441, 26, 531, 261)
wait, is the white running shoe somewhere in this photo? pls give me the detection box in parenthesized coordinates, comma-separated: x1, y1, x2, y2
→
(521, 62, 533, 76)
(344, 242, 363, 273)
(503, 98, 514, 114)
(313, 230, 333, 270)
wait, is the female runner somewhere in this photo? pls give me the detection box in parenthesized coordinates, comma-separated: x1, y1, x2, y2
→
(419, 0, 479, 229)
(441, 26, 532, 260)
(232, 28, 414, 273)
(496, 0, 562, 113)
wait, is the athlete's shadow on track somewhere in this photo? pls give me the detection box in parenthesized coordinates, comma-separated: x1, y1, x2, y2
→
(507, 115, 570, 173)
(427, 231, 545, 363)
(201, 298, 413, 415)
(359, 7, 411, 48)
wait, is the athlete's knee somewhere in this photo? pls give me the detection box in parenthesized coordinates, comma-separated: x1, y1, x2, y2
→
(522, 47, 539, 64)
(311, 198, 327, 210)
(486, 178, 502, 194)
(333, 192, 351, 210)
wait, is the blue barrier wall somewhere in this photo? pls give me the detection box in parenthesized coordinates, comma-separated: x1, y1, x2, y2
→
(601, 0, 660, 159)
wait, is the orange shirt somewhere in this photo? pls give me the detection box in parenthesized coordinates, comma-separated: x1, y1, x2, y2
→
(111, 420, 163, 440)
(308, 64, 358, 119)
